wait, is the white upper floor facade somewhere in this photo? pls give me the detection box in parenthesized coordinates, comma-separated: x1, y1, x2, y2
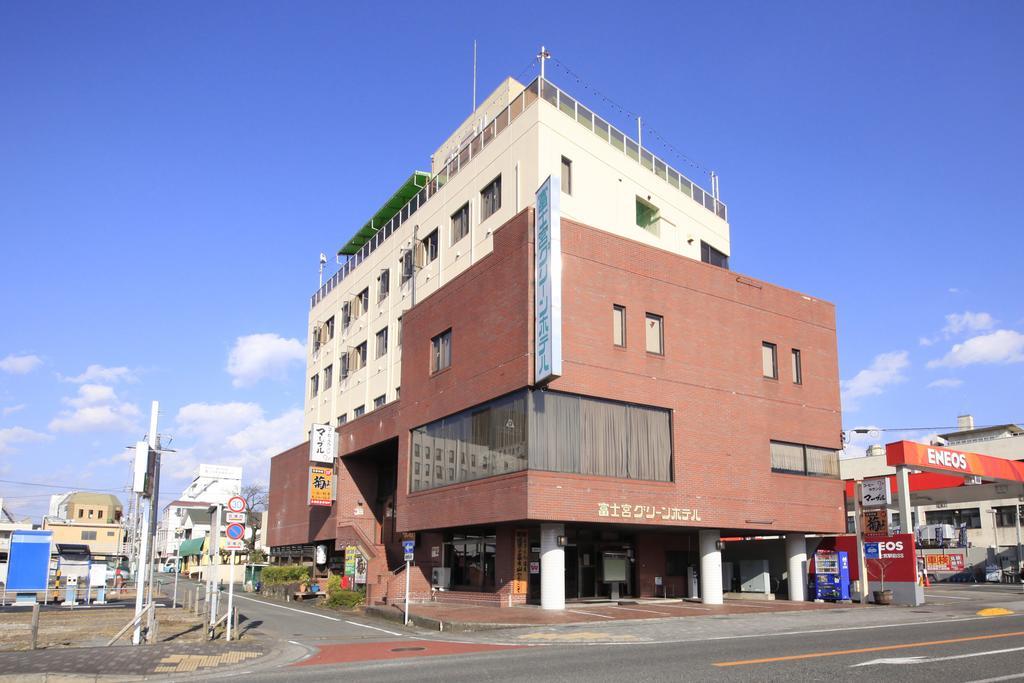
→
(304, 76, 731, 432)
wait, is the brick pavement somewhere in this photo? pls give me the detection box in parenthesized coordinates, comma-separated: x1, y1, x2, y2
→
(372, 596, 853, 629)
(0, 640, 268, 678)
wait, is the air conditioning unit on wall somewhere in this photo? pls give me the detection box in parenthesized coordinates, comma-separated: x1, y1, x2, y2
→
(431, 567, 451, 589)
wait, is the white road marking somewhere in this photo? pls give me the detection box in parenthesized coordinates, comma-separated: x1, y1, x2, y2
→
(659, 603, 712, 611)
(603, 605, 671, 615)
(232, 594, 405, 636)
(567, 609, 616, 619)
(965, 673, 1024, 683)
(853, 645, 1024, 666)
(232, 594, 341, 621)
(924, 593, 975, 600)
(344, 620, 404, 637)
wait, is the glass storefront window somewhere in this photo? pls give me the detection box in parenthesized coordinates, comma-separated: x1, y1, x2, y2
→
(444, 532, 496, 591)
(410, 390, 672, 492)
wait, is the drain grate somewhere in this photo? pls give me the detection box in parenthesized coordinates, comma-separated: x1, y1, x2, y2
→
(389, 646, 427, 652)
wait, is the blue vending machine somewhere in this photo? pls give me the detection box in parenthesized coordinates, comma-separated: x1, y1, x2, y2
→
(813, 550, 851, 601)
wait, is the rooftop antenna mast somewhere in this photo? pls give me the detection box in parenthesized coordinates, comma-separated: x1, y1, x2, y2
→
(538, 45, 550, 80)
(319, 252, 328, 287)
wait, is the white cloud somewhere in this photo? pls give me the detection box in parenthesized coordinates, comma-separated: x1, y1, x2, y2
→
(175, 402, 264, 441)
(61, 364, 138, 384)
(927, 378, 963, 389)
(942, 311, 995, 336)
(226, 333, 305, 388)
(0, 426, 53, 454)
(0, 354, 42, 374)
(841, 351, 910, 411)
(927, 330, 1024, 368)
(167, 402, 303, 480)
(2, 404, 26, 417)
(49, 385, 141, 433)
(918, 337, 935, 347)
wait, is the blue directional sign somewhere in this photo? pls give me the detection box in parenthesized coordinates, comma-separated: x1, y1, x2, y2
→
(864, 542, 880, 559)
(402, 540, 415, 554)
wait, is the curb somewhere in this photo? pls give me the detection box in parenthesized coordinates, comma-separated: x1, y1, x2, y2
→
(363, 605, 521, 632)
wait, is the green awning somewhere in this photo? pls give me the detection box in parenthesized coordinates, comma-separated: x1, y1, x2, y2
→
(338, 171, 431, 256)
(178, 538, 204, 557)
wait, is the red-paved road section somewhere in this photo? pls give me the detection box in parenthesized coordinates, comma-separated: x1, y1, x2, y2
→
(295, 640, 525, 667)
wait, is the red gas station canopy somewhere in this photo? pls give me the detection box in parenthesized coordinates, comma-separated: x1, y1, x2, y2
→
(886, 440, 1024, 483)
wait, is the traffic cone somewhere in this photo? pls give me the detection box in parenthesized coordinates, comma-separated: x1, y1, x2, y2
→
(923, 572, 931, 587)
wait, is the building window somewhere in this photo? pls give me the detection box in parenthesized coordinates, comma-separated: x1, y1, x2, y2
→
(88, 509, 95, 519)
(613, 305, 626, 347)
(645, 313, 663, 354)
(340, 353, 350, 380)
(337, 413, 347, 426)
(375, 327, 388, 359)
(421, 228, 439, 265)
(561, 156, 572, 195)
(410, 389, 672, 492)
(310, 374, 319, 398)
(700, 241, 729, 269)
(770, 440, 839, 478)
(395, 386, 400, 400)
(378, 268, 390, 302)
(396, 317, 402, 348)
(762, 342, 778, 379)
(355, 288, 369, 317)
(480, 175, 502, 222)
(353, 342, 367, 371)
(323, 365, 333, 390)
(791, 349, 802, 385)
(995, 505, 1024, 527)
(341, 302, 351, 329)
(925, 508, 982, 529)
(374, 394, 386, 409)
(78, 509, 84, 518)
(400, 249, 414, 284)
(635, 196, 660, 234)
(353, 405, 365, 418)
(451, 203, 471, 244)
(443, 532, 497, 591)
(431, 329, 452, 373)
(81, 530, 97, 541)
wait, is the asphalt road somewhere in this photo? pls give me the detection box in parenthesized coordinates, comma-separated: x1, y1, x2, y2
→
(209, 581, 1024, 682)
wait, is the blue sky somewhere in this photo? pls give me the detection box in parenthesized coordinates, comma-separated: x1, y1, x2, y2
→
(1, 2, 1022, 520)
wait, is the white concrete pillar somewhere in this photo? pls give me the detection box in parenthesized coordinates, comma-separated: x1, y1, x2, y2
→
(698, 529, 723, 605)
(786, 533, 807, 602)
(896, 465, 912, 534)
(540, 523, 565, 610)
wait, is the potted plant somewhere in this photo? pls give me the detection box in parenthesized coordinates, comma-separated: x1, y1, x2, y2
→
(870, 557, 894, 605)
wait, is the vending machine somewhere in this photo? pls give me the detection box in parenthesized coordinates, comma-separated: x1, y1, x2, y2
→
(813, 550, 851, 601)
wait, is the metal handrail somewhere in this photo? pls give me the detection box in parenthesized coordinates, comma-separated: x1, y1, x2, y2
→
(311, 76, 726, 309)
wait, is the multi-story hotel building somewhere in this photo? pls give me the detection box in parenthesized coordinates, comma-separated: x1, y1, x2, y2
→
(268, 72, 845, 608)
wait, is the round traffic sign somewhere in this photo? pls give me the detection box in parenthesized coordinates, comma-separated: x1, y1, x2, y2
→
(225, 523, 245, 540)
(227, 496, 247, 513)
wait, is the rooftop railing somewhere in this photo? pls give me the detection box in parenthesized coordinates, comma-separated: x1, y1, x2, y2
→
(312, 77, 727, 309)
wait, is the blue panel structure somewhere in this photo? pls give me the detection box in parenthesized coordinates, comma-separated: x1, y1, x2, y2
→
(7, 530, 53, 592)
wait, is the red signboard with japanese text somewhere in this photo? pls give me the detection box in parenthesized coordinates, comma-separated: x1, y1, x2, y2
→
(815, 534, 917, 583)
(886, 441, 1024, 483)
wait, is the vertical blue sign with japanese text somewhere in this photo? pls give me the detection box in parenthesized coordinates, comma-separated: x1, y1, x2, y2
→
(534, 176, 562, 384)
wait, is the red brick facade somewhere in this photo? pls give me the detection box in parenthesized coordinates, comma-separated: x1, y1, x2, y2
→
(268, 206, 844, 602)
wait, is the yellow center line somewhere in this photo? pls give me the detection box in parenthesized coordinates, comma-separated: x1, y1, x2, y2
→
(714, 630, 1024, 667)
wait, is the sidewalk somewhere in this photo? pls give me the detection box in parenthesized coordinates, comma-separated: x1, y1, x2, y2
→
(0, 640, 272, 680)
(367, 596, 851, 631)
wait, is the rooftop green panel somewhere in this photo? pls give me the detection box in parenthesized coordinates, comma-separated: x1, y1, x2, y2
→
(339, 171, 431, 256)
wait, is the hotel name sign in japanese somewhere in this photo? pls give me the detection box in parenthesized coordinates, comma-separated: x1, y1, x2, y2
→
(534, 175, 562, 384)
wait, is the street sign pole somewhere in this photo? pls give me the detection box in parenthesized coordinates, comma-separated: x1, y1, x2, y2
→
(404, 559, 410, 626)
(854, 481, 868, 604)
(226, 550, 235, 641)
(172, 555, 179, 608)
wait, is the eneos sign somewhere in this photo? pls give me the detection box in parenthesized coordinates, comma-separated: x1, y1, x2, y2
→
(886, 440, 1024, 483)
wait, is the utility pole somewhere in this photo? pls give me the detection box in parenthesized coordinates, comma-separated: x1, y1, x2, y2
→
(145, 404, 162, 638)
(853, 481, 868, 604)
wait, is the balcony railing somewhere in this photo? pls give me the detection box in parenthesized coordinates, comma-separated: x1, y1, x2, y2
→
(312, 77, 726, 309)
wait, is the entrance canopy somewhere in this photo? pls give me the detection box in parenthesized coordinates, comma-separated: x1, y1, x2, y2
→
(886, 440, 1024, 483)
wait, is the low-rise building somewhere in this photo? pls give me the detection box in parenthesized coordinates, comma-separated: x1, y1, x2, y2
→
(41, 493, 125, 561)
